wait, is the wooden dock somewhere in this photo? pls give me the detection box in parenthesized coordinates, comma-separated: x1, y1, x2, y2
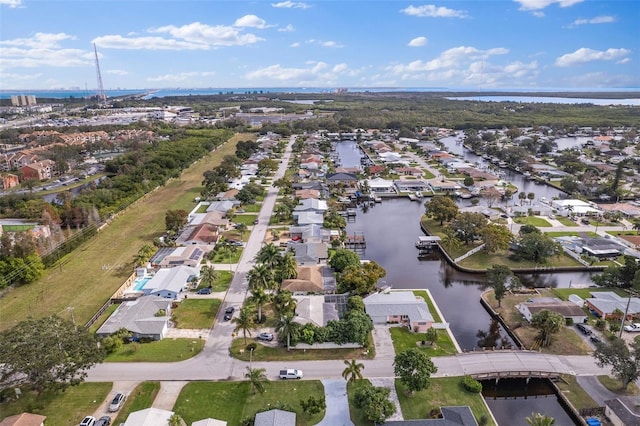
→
(345, 232, 366, 252)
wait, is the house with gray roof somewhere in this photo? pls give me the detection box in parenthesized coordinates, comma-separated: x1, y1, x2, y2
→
(254, 409, 296, 426)
(206, 200, 236, 214)
(293, 198, 328, 213)
(97, 296, 172, 340)
(142, 265, 198, 299)
(289, 241, 328, 265)
(384, 406, 478, 426)
(294, 211, 325, 226)
(364, 291, 434, 332)
(585, 292, 640, 320)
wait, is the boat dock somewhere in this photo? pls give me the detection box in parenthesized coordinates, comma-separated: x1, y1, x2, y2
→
(345, 232, 366, 253)
(416, 236, 441, 256)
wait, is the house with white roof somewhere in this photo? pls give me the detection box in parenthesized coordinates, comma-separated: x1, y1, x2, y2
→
(363, 291, 434, 332)
(122, 408, 174, 426)
(293, 211, 325, 226)
(192, 419, 227, 426)
(293, 198, 328, 214)
(142, 265, 198, 299)
(366, 177, 395, 194)
(551, 199, 600, 217)
(97, 296, 173, 340)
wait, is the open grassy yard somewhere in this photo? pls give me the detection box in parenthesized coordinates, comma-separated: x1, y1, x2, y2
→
(552, 287, 628, 300)
(458, 250, 582, 271)
(545, 231, 599, 237)
(233, 214, 259, 225)
(210, 270, 233, 292)
(0, 133, 246, 331)
(396, 377, 495, 425)
(174, 380, 325, 426)
(0, 382, 112, 425)
(598, 375, 639, 395)
(112, 381, 161, 425)
(105, 338, 205, 362)
(484, 290, 592, 355)
(239, 203, 262, 213)
(555, 375, 599, 411)
(557, 216, 579, 226)
(230, 336, 374, 361)
(389, 326, 457, 356)
(514, 216, 553, 227)
(172, 298, 221, 329)
(208, 248, 243, 263)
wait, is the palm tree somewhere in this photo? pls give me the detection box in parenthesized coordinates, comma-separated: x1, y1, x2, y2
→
(247, 264, 274, 291)
(236, 223, 248, 240)
(276, 252, 298, 282)
(342, 359, 365, 383)
(274, 290, 297, 317)
(275, 204, 292, 222)
(441, 227, 461, 252)
(168, 414, 185, 426)
(199, 265, 218, 288)
(633, 218, 640, 235)
(248, 288, 272, 323)
(526, 412, 555, 426)
(527, 192, 535, 205)
(256, 243, 281, 269)
(232, 307, 256, 344)
(518, 191, 527, 205)
(276, 313, 298, 350)
(245, 366, 268, 394)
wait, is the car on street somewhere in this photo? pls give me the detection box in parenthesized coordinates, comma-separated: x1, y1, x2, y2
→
(95, 416, 112, 426)
(257, 332, 274, 341)
(224, 306, 235, 320)
(576, 323, 592, 335)
(79, 416, 96, 426)
(197, 287, 212, 295)
(253, 219, 259, 225)
(108, 392, 126, 412)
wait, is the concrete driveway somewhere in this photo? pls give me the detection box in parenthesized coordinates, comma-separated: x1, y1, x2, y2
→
(317, 380, 354, 426)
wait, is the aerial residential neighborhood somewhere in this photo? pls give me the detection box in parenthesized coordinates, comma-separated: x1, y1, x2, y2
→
(0, 90, 639, 426)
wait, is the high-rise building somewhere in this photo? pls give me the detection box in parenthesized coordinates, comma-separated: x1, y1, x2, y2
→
(10, 95, 37, 106)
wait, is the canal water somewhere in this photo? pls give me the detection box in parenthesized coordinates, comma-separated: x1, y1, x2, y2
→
(335, 140, 587, 425)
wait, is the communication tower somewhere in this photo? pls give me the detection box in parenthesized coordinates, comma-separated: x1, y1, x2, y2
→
(93, 43, 107, 105)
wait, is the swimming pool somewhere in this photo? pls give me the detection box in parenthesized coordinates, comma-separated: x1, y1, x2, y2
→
(131, 276, 152, 291)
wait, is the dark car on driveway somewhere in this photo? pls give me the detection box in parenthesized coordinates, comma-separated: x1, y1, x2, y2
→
(576, 323, 592, 335)
(224, 306, 235, 320)
(95, 416, 112, 426)
(197, 287, 212, 295)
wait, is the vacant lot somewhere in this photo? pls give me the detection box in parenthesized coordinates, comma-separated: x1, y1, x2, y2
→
(0, 134, 247, 331)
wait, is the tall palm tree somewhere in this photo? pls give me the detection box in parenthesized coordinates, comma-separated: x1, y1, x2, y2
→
(256, 243, 281, 269)
(274, 290, 297, 317)
(248, 288, 272, 323)
(276, 313, 298, 350)
(236, 223, 248, 240)
(247, 264, 274, 291)
(199, 265, 218, 288)
(518, 191, 527, 205)
(526, 412, 555, 426)
(527, 192, 535, 205)
(276, 252, 298, 282)
(441, 227, 461, 252)
(232, 307, 256, 344)
(342, 359, 365, 383)
(633, 218, 640, 235)
(245, 366, 268, 394)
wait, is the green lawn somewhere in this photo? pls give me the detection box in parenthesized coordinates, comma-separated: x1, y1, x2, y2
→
(174, 380, 325, 426)
(545, 231, 599, 238)
(105, 338, 205, 362)
(555, 375, 599, 411)
(211, 270, 233, 292)
(396, 377, 495, 425)
(233, 214, 259, 225)
(173, 299, 221, 329)
(230, 336, 374, 361)
(551, 287, 628, 301)
(389, 327, 457, 356)
(458, 250, 581, 270)
(513, 216, 552, 227)
(346, 380, 375, 426)
(598, 375, 639, 395)
(112, 381, 161, 425)
(0, 382, 112, 425)
(209, 248, 243, 263)
(240, 203, 262, 213)
(195, 204, 209, 213)
(556, 216, 579, 227)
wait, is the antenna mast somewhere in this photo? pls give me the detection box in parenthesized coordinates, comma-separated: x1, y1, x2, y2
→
(93, 43, 106, 105)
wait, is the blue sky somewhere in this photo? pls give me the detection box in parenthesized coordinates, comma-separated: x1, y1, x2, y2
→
(1, 0, 638, 90)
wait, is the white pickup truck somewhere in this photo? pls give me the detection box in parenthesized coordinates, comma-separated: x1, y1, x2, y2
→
(623, 323, 640, 332)
(279, 369, 303, 380)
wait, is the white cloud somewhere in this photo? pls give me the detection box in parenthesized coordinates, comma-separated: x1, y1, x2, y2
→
(106, 69, 128, 75)
(390, 46, 509, 74)
(245, 61, 359, 84)
(305, 39, 344, 48)
(278, 24, 295, 32)
(271, 1, 311, 9)
(234, 14, 269, 29)
(148, 71, 216, 83)
(290, 42, 301, 47)
(514, 0, 583, 11)
(0, 32, 75, 48)
(93, 35, 209, 50)
(0, 46, 93, 69)
(569, 15, 615, 27)
(555, 47, 630, 66)
(408, 37, 428, 47)
(532, 11, 545, 18)
(150, 22, 264, 47)
(401, 5, 467, 18)
(0, 0, 22, 8)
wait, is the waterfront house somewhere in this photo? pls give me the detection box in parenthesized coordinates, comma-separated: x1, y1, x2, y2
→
(97, 296, 173, 341)
(366, 177, 395, 194)
(363, 291, 434, 332)
(517, 297, 587, 323)
(326, 172, 358, 187)
(281, 265, 325, 293)
(293, 198, 328, 214)
(429, 180, 461, 193)
(394, 179, 431, 193)
(551, 199, 600, 217)
(295, 189, 320, 199)
(458, 206, 499, 220)
(293, 211, 325, 226)
(288, 241, 329, 265)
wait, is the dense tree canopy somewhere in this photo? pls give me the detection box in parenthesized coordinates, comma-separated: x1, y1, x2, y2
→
(329, 249, 361, 273)
(424, 196, 458, 225)
(394, 348, 438, 394)
(0, 316, 105, 394)
(353, 382, 396, 424)
(531, 309, 565, 347)
(592, 337, 640, 389)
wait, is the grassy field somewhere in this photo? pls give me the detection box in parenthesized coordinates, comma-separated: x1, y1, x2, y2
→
(458, 250, 582, 270)
(545, 231, 599, 237)
(0, 133, 246, 331)
(230, 336, 374, 361)
(174, 380, 325, 426)
(514, 216, 553, 227)
(552, 287, 628, 300)
(389, 327, 457, 356)
(209, 248, 243, 263)
(207, 270, 233, 292)
(0, 382, 112, 425)
(172, 298, 221, 329)
(556, 216, 579, 227)
(239, 203, 262, 213)
(396, 377, 495, 425)
(112, 381, 161, 425)
(233, 214, 259, 225)
(105, 338, 205, 362)
(555, 375, 599, 410)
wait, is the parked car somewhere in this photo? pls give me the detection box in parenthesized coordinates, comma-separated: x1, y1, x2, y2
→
(253, 219, 259, 225)
(108, 392, 126, 412)
(279, 369, 303, 379)
(576, 323, 592, 335)
(79, 416, 96, 426)
(229, 240, 244, 246)
(235, 208, 245, 213)
(257, 332, 274, 341)
(197, 287, 212, 295)
(95, 416, 112, 426)
(581, 218, 590, 225)
(623, 323, 640, 332)
(224, 306, 235, 320)
(590, 335, 602, 345)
